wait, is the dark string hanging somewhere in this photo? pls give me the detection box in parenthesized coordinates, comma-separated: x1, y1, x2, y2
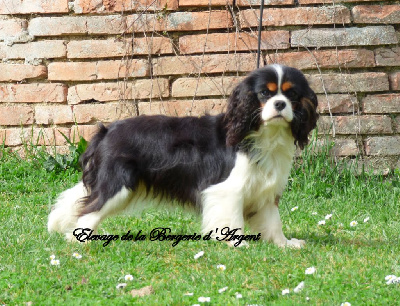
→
(256, 0, 265, 69)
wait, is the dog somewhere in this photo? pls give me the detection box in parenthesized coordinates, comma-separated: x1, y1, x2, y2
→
(48, 64, 318, 248)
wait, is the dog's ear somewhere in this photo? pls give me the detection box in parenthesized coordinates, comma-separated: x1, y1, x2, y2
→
(224, 80, 261, 147)
(291, 87, 319, 150)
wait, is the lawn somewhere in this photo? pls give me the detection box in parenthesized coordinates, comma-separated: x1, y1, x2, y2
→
(1, 143, 399, 305)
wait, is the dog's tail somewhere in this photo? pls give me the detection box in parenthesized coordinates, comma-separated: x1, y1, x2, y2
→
(48, 124, 108, 236)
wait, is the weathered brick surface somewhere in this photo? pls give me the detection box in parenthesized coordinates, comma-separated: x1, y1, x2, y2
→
(292, 26, 398, 48)
(365, 136, 400, 156)
(179, 0, 232, 6)
(375, 47, 400, 66)
(48, 60, 149, 81)
(0, 41, 66, 60)
(240, 6, 350, 27)
(172, 76, 242, 98)
(68, 79, 169, 104)
(0, 127, 70, 146)
(73, 103, 135, 123)
(138, 99, 227, 116)
(0, 19, 24, 41)
(317, 94, 358, 114)
(73, 0, 178, 14)
(389, 72, 400, 91)
(363, 94, 400, 114)
(307, 73, 389, 94)
(0, 0, 68, 14)
(266, 49, 375, 70)
(35, 105, 74, 125)
(153, 54, 256, 76)
(394, 116, 400, 133)
(316, 138, 359, 156)
(237, 0, 293, 5)
(0, 106, 33, 126)
(70, 125, 99, 142)
(67, 37, 173, 58)
(0, 64, 47, 82)
(179, 31, 289, 54)
(0, 84, 67, 103)
(300, 0, 379, 3)
(319, 115, 392, 135)
(353, 5, 400, 24)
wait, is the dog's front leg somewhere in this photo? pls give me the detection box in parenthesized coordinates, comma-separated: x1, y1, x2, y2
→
(248, 196, 305, 248)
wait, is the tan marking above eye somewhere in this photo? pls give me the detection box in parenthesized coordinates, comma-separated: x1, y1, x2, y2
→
(266, 82, 277, 92)
(282, 82, 293, 91)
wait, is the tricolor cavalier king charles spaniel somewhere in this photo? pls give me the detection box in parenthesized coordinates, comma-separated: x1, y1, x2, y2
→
(48, 64, 318, 248)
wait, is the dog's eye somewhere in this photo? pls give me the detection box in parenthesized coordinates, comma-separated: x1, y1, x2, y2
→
(260, 90, 270, 97)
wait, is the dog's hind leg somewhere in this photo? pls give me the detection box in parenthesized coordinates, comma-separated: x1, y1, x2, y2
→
(71, 187, 134, 241)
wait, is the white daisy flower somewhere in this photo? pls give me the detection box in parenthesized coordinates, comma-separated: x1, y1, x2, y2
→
(364, 217, 370, 223)
(116, 283, 127, 289)
(72, 252, 82, 259)
(50, 259, 60, 266)
(282, 288, 290, 295)
(194, 251, 204, 259)
(325, 214, 332, 220)
(291, 206, 298, 212)
(235, 292, 242, 299)
(216, 264, 226, 271)
(312, 212, 318, 215)
(183, 292, 194, 296)
(49, 254, 56, 260)
(293, 281, 305, 293)
(385, 275, 398, 285)
(218, 286, 228, 293)
(350, 220, 358, 227)
(124, 274, 134, 281)
(198, 296, 210, 302)
(305, 267, 316, 275)
(318, 220, 326, 226)
(341, 302, 351, 306)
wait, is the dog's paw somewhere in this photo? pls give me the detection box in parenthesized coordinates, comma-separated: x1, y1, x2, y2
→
(285, 238, 305, 249)
(226, 240, 250, 248)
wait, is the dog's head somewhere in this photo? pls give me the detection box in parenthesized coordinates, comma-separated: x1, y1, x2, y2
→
(224, 64, 319, 149)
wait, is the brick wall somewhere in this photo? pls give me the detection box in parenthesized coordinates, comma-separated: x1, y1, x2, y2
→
(0, 0, 399, 172)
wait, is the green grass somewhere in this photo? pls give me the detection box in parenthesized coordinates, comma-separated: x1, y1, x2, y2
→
(1, 144, 400, 305)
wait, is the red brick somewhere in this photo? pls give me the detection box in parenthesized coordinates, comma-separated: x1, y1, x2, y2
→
(172, 76, 243, 98)
(316, 138, 359, 156)
(87, 15, 126, 34)
(0, 106, 33, 126)
(307, 72, 389, 94)
(179, 31, 289, 54)
(318, 115, 392, 135)
(363, 94, 400, 114)
(69, 125, 98, 142)
(67, 79, 169, 104)
(375, 47, 400, 66)
(138, 99, 227, 117)
(365, 136, 400, 156)
(0, 127, 70, 146)
(48, 60, 149, 81)
(153, 53, 256, 76)
(299, 0, 377, 3)
(179, 0, 232, 6)
(389, 72, 400, 91)
(353, 5, 400, 24)
(73, 0, 177, 14)
(67, 37, 173, 59)
(0, 19, 24, 40)
(29, 17, 88, 36)
(0, 84, 67, 103)
(317, 94, 358, 114)
(266, 49, 375, 70)
(0, 64, 47, 82)
(237, 0, 293, 5)
(0, 41, 66, 60)
(0, 0, 68, 14)
(240, 6, 350, 27)
(35, 105, 74, 125)
(126, 11, 232, 32)
(72, 103, 135, 124)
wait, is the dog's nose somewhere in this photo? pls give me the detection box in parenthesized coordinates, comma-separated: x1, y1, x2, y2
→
(274, 100, 286, 112)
